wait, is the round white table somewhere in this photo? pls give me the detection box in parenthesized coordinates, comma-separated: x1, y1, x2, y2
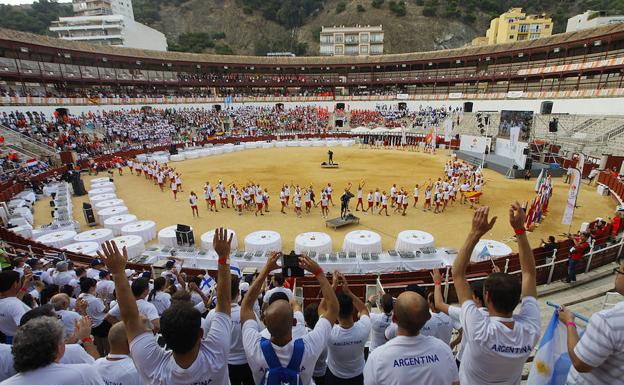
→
(245, 142, 258, 149)
(36, 230, 78, 248)
(244, 231, 282, 253)
(394, 230, 435, 252)
(10, 224, 33, 238)
(62, 242, 100, 256)
(295, 232, 333, 255)
(110, 235, 145, 259)
(157, 225, 181, 247)
(121, 220, 157, 243)
(104, 214, 138, 236)
(94, 199, 125, 211)
(97, 206, 129, 223)
(201, 229, 238, 251)
(170, 154, 185, 162)
(90, 181, 115, 190)
(342, 230, 382, 254)
(8, 199, 25, 209)
(88, 187, 115, 197)
(74, 228, 114, 245)
(90, 193, 117, 204)
(471, 240, 513, 262)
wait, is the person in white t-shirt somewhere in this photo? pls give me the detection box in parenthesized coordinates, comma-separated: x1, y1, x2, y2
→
(556, 256, 624, 385)
(96, 271, 115, 304)
(50, 293, 82, 337)
(327, 272, 371, 385)
(86, 259, 106, 280)
(203, 276, 254, 385)
(364, 291, 459, 385)
(52, 261, 75, 287)
(421, 292, 454, 345)
(369, 293, 394, 352)
(303, 302, 329, 384)
(0, 271, 31, 343)
(262, 273, 293, 304)
(241, 253, 339, 385)
(97, 229, 234, 385)
(0, 344, 16, 381)
(94, 322, 144, 385)
(78, 277, 111, 356)
(452, 204, 540, 385)
(2, 316, 104, 385)
(106, 278, 160, 333)
(147, 277, 171, 316)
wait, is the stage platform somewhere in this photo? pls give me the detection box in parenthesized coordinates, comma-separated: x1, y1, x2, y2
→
(321, 163, 340, 169)
(326, 215, 360, 229)
(454, 150, 566, 179)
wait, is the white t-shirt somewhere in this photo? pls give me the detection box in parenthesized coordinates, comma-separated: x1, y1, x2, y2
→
(369, 312, 393, 352)
(262, 287, 293, 303)
(129, 312, 231, 385)
(77, 293, 106, 328)
(459, 297, 541, 385)
(327, 315, 372, 378)
(421, 312, 454, 345)
(567, 301, 624, 385)
(363, 335, 459, 385)
(57, 309, 82, 336)
(108, 299, 159, 322)
(148, 291, 171, 315)
(0, 297, 30, 337)
(203, 304, 246, 365)
(243, 317, 332, 385)
(53, 271, 76, 286)
(94, 355, 145, 385)
(86, 268, 102, 280)
(60, 344, 95, 364)
(448, 305, 487, 361)
(0, 344, 16, 382)
(0, 363, 104, 385)
(96, 280, 115, 301)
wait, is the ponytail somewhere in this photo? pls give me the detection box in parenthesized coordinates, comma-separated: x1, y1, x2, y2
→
(148, 277, 166, 302)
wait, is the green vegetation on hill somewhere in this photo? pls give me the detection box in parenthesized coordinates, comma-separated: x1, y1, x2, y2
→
(0, 0, 71, 36)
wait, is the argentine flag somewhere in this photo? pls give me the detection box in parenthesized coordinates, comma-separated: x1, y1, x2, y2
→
(477, 244, 491, 261)
(527, 310, 571, 385)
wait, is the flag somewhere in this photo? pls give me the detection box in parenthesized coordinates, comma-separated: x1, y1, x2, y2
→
(477, 244, 491, 260)
(535, 169, 545, 193)
(526, 310, 572, 385)
(230, 262, 242, 278)
(26, 159, 38, 169)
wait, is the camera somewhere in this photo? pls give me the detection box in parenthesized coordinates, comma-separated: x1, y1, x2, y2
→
(282, 251, 304, 277)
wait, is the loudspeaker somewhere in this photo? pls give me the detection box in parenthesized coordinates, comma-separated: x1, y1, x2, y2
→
(523, 148, 529, 155)
(398, 102, 407, 111)
(175, 228, 195, 246)
(540, 101, 553, 115)
(463, 102, 473, 113)
(548, 118, 559, 133)
(335, 103, 345, 111)
(335, 119, 344, 128)
(169, 144, 178, 155)
(525, 158, 533, 170)
(177, 224, 191, 232)
(82, 202, 96, 226)
(71, 173, 86, 196)
(213, 104, 222, 112)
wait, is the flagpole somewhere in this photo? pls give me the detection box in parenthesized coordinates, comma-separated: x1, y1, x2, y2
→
(546, 301, 589, 323)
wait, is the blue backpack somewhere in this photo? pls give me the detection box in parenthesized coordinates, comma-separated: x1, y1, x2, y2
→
(259, 337, 304, 385)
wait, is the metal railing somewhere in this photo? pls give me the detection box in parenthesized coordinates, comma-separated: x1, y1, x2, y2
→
(0, 124, 59, 160)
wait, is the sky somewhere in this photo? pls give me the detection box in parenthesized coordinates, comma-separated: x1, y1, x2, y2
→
(0, 0, 71, 4)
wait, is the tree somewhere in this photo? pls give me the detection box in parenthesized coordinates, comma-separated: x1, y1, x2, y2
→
(169, 32, 215, 53)
(389, 0, 406, 16)
(357, 4, 366, 12)
(371, 0, 384, 8)
(336, 1, 346, 13)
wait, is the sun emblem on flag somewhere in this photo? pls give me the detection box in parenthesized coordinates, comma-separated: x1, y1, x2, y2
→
(535, 360, 551, 375)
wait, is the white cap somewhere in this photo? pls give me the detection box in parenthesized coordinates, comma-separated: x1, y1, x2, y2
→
(239, 282, 250, 292)
(125, 269, 136, 278)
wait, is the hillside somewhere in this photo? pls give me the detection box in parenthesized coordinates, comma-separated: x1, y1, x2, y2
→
(2, 0, 624, 55)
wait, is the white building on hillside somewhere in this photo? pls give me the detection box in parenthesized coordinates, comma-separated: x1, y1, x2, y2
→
(319, 25, 384, 56)
(567, 11, 624, 32)
(50, 0, 167, 51)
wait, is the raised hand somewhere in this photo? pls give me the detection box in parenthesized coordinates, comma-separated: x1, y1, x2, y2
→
(430, 268, 442, 282)
(471, 206, 497, 237)
(73, 316, 93, 341)
(266, 252, 281, 272)
(298, 255, 321, 275)
(75, 298, 88, 315)
(340, 273, 352, 295)
(332, 270, 340, 289)
(213, 227, 233, 258)
(509, 202, 526, 231)
(98, 240, 128, 275)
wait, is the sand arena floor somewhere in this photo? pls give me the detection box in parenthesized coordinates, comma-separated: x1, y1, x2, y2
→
(34, 147, 616, 253)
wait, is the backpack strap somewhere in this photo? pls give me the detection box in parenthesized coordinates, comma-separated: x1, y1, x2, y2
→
(287, 338, 304, 373)
(260, 337, 282, 370)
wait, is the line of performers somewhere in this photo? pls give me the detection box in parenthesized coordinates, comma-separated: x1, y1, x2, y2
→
(126, 153, 485, 219)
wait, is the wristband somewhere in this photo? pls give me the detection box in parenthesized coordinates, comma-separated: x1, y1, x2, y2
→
(566, 321, 577, 328)
(81, 337, 93, 344)
(514, 228, 526, 235)
(18, 288, 26, 293)
(434, 280, 442, 286)
(312, 267, 324, 277)
(218, 256, 229, 265)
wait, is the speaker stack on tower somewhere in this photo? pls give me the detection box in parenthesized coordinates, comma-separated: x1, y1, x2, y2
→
(82, 202, 97, 227)
(169, 144, 178, 155)
(540, 101, 554, 115)
(463, 102, 473, 113)
(71, 172, 86, 196)
(175, 224, 195, 246)
(548, 118, 559, 133)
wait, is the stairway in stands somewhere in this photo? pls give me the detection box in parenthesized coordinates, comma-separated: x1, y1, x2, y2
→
(0, 124, 60, 163)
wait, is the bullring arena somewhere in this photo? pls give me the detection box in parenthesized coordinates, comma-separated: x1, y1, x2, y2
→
(1, 20, 624, 385)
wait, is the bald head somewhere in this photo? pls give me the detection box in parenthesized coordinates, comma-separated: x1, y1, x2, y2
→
(108, 322, 130, 355)
(50, 293, 69, 311)
(264, 300, 294, 339)
(394, 291, 430, 336)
